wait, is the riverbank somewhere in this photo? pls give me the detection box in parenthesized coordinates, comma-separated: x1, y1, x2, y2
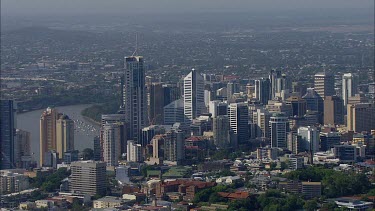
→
(80, 101, 121, 122)
(17, 104, 101, 166)
(82, 115, 101, 126)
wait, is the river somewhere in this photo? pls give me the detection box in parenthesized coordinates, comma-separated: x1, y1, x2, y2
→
(17, 104, 100, 166)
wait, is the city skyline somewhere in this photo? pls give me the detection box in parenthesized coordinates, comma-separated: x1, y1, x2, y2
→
(0, 1, 374, 210)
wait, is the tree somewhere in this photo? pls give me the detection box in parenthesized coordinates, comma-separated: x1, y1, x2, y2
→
(304, 199, 318, 211)
(81, 148, 94, 160)
(228, 197, 257, 211)
(280, 162, 288, 171)
(321, 201, 337, 211)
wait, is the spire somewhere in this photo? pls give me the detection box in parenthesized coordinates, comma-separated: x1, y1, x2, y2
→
(132, 33, 138, 56)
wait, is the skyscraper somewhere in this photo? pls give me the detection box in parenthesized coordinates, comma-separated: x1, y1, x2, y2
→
(302, 88, 323, 113)
(40, 107, 58, 167)
(297, 126, 319, 153)
(70, 161, 106, 196)
(252, 108, 271, 139)
(302, 88, 324, 124)
(127, 140, 142, 162)
(164, 99, 185, 125)
(213, 115, 230, 148)
(102, 123, 121, 166)
(347, 103, 375, 132)
(324, 96, 344, 125)
(14, 129, 31, 168)
(0, 100, 16, 169)
(149, 83, 165, 125)
(287, 131, 303, 154)
(208, 100, 228, 118)
(269, 113, 289, 149)
(255, 78, 271, 105)
(227, 81, 239, 100)
(164, 130, 185, 164)
(286, 96, 307, 117)
(320, 132, 341, 151)
(101, 114, 128, 154)
(123, 56, 147, 143)
(269, 70, 291, 99)
(342, 73, 358, 107)
(56, 114, 74, 159)
(184, 69, 205, 124)
(93, 136, 101, 161)
(163, 83, 181, 105)
(314, 72, 335, 98)
(228, 103, 249, 145)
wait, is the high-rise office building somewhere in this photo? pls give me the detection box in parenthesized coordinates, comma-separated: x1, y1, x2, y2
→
(151, 135, 164, 161)
(302, 88, 323, 113)
(141, 125, 167, 147)
(93, 136, 101, 161)
(266, 100, 293, 117)
(320, 132, 341, 151)
(324, 96, 344, 125)
(213, 115, 230, 148)
(56, 115, 74, 159)
(164, 130, 185, 164)
(227, 82, 239, 100)
(208, 100, 227, 118)
(164, 99, 185, 125)
(0, 100, 16, 169)
(127, 140, 142, 162)
(269, 70, 291, 99)
(184, 69, 205, 124)
(40, 107, 58, 167)
(123, 56, 147, 143)
(252, 108, 271, 139)
(149, 83, 165, 125)
(342, 73, 358, 107)
(102, 123, 121, 166)
(302, 88, 324, 124)
(347, 103, 375, 132)
(255, 78, 271, 105)
(163, 84, 181, 105)
(101, 114, 128, 154)
(70, 161, 106, 196)
(269, 113, 289, 148)
(228, 103, 249, 145)
(287, 131, 303, 154)
(298, 126, 319, 153)
(44, 150, 59, 169)
(314, 72, 335, 98)
(14, 129, 31, 168)
(286, 96, 307, 117)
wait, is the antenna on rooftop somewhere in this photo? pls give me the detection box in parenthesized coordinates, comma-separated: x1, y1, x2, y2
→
(322, 63, 326, 74)
(132, 33, 138, 56)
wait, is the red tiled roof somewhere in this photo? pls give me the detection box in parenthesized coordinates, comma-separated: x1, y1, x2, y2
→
(218, 191, 249, 200)
(161, 180, 215, 189)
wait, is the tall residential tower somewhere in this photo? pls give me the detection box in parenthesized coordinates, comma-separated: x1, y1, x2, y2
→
(123, 56, 147, 142)
(183, 69, 205, 124)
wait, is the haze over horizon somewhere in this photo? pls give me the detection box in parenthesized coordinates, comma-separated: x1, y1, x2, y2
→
(2, 0, 374, 16)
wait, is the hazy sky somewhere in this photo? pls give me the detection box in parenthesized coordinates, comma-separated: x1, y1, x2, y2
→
(2, 0, 374, 16)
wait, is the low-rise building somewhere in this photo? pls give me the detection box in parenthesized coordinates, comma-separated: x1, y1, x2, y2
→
(155, 179, 216, 201)
(19, 202, 36, 210)
(215, 176, 242, 185)
(334, 198, 373, 211)
(279, 180, 321, 199)
(35, 200, 55, 209)
(93, 196, 124, 209)
(0, 170, 30, 194)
